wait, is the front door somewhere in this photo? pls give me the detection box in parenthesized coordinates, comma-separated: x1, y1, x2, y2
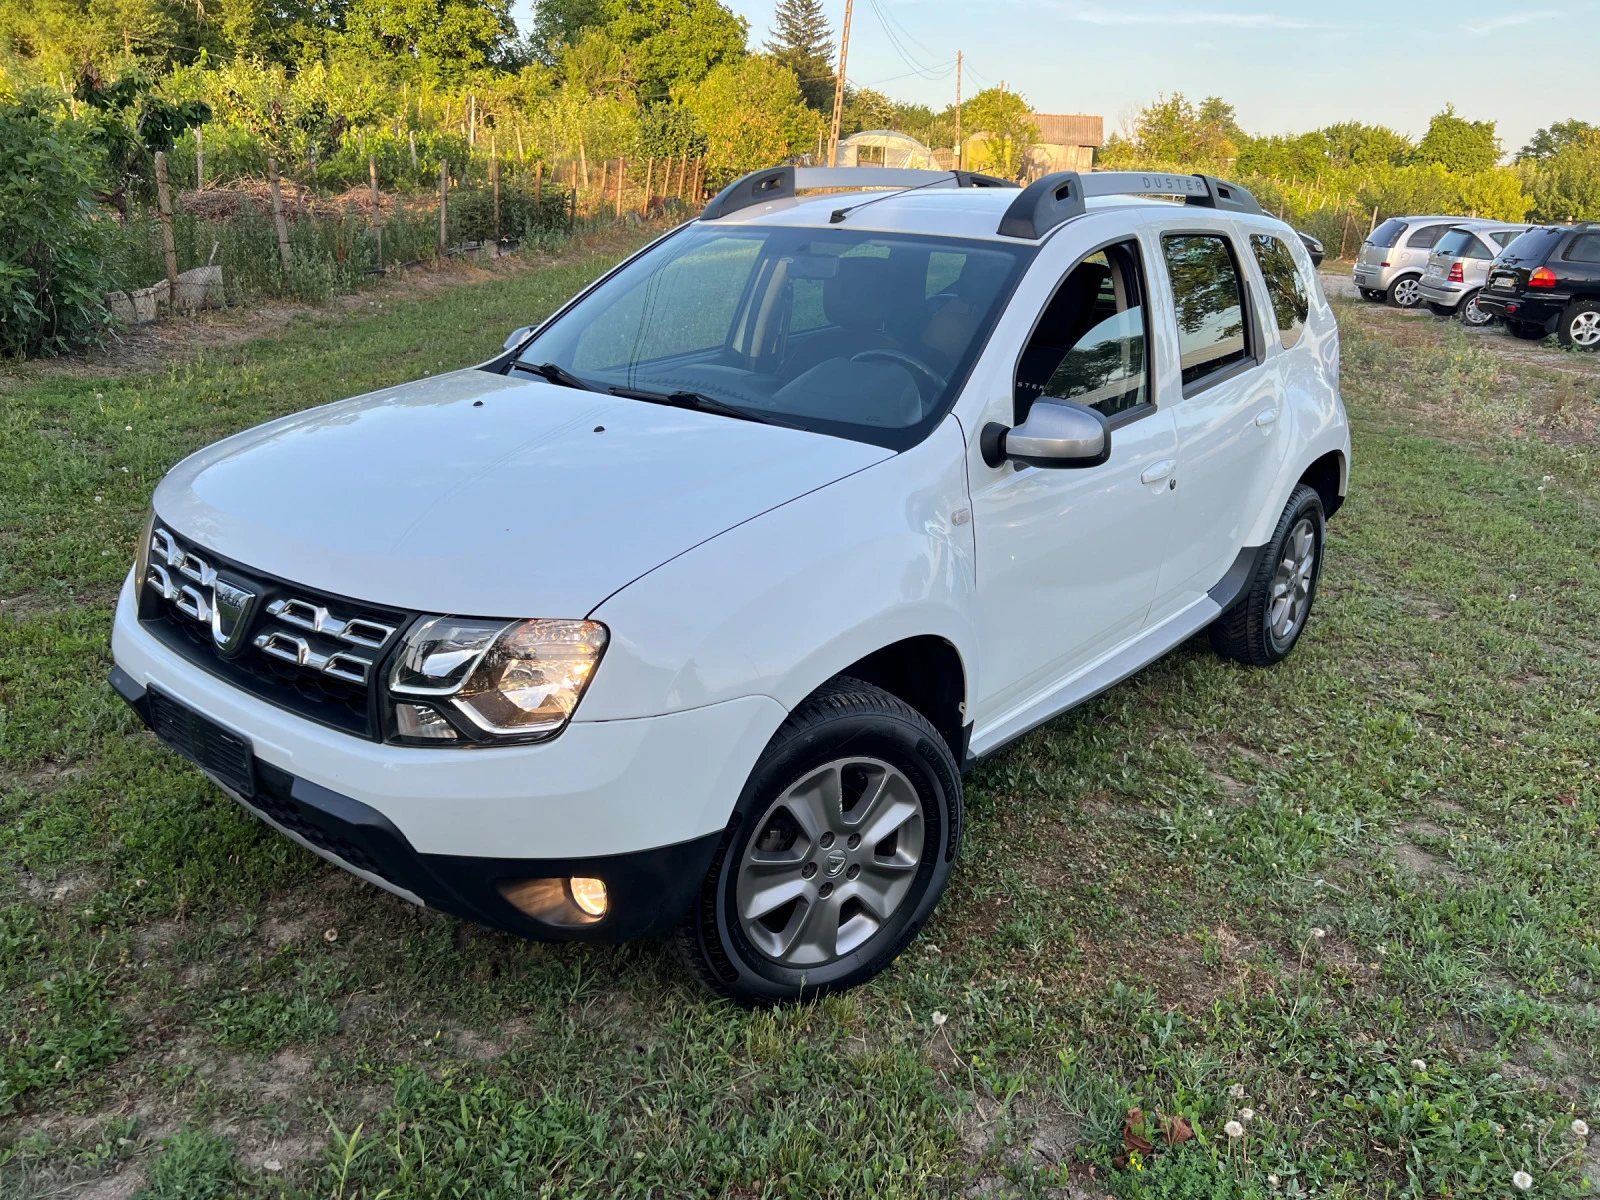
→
(968, 237, 1179, 730)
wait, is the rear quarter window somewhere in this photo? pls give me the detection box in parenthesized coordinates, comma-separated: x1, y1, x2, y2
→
(1368, 219, 1407, 249)
(1565, 232, 1600, 263)
(1404, 224, 1451, 250)
(1249, 234, 1309, 350)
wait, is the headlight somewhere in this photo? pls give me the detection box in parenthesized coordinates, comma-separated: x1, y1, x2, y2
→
(132, 509, 156, 615)
(386, 616, 607, 745)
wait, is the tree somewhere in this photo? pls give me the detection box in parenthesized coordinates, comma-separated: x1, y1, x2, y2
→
(1518, 119, 1597, 163)
(1416, 105, 1499, 173)
(341, 0, 516, 82)
(1098, 93, 1235, 170)
(1523, 131, 1600, 221)
(763, 0, 831, 111)
(1318, 121, 1413, 168)
(677, 55, 819, 179)
(960, 87, 1037, 179)
(607, 0, 746, 100)
(528, 0, 608, 61)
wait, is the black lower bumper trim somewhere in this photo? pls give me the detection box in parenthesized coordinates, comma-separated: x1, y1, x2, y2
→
(111, 668, 721, 943)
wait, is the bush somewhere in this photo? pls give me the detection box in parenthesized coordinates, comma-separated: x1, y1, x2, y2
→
(0, 100, 111, 358)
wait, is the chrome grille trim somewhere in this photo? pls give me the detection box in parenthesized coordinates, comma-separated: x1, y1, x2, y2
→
(266, 598, 396, 649)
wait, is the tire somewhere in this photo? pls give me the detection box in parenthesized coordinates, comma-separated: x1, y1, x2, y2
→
(1427, 302, 1456, 318)
(1387, 275, 1424, 309)
(1557, 299, 1600, 350)
(1460, 291, 1494, 328)
(1359, 287, 1384, 302)
(1209, 484, 1326, 667)
(673, 678, 962, 1003)
(1507, 320, 1547, 342)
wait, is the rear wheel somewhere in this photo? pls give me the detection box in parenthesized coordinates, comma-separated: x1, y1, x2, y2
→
(1359, 287, 1385, 302)
(1507, 320, 1548, 342)
(1460, 291, 1494, 327)
(1209, 485, 1325, 667)
(1557, 300, 1600, 350)
(1427, 302, 1456, 318)
(1387, 275, 1424, 309)
(673, 678, 962, 1003)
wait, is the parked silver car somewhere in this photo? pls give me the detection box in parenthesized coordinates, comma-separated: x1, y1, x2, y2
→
(1353, 216, 1502, 308)
(1419, 224, 1530, 326)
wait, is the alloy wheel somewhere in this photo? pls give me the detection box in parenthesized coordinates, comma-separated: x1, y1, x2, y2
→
(1572, 311, 1600, 348)
(1269, 517, 1317, 644)
(1463, 295, 1492, 327)
(735, 758, 925, 967)
(1391, 278, 1422, 308)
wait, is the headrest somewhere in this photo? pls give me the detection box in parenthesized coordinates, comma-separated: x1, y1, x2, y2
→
(823, 255, 896, 330)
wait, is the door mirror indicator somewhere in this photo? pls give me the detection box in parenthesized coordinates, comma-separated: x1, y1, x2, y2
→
(981, 399, 1111, 470)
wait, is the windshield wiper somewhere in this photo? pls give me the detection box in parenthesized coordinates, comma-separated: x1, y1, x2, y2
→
(607, 386, 800, 429)
(512, 361, 598, 391)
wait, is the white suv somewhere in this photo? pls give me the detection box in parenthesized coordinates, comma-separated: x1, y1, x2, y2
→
(112, 166, 1349, 1002)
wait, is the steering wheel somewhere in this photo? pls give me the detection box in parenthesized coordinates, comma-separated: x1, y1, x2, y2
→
(849, 349, 948, 396)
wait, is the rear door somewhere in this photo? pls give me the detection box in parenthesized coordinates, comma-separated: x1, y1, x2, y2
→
(1146, 223, 1282, 623)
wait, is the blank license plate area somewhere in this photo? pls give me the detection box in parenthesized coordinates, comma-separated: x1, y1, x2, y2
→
(148, 689, 256, 796)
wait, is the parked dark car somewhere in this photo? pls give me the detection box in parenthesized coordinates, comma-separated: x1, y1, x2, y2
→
(1475, 223, 1600, 348)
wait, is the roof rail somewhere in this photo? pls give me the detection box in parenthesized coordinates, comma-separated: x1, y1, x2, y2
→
(996, 171, 1264, 240)
(700, 164, 1020, 220)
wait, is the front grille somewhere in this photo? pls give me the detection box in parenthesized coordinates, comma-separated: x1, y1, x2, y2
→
(148, 689, 256, 795)
(139, 523, 412, 739)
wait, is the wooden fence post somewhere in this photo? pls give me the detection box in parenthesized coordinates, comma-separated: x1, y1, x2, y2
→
(643, 157, 653, 214)
(369, 155, 383, 271)
(439, 159, 449, 254)
(598, 159, 609, 219)
(266, 155, 293, 278)
(492, 155, 501, 241)
(195, 125, 204, 191)
(153, 150, 180, 310)
(409, 130, 418, 171)
(616, 157, 626, 218)
(535, 161, 543, 204)
(675, 154, 686, 198)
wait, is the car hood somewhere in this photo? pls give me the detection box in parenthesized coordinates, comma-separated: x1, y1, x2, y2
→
(154, 369, 891, 617)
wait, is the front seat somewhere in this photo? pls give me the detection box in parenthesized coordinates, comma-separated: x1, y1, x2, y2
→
(781, 256, 905, 377)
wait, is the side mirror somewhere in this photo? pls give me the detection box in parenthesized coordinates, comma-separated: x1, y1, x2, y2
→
(981, 399, 1110, 470)
(503, 325, 533, 351)
(1298, 231, 1325, 268)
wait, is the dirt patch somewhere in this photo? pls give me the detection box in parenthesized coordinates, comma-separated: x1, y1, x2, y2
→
(1392, 840, 1466, 885)
(67, 1165, 147, 1199)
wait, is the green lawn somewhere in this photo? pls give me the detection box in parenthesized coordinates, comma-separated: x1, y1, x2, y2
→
(2, 250, 1598, 1199)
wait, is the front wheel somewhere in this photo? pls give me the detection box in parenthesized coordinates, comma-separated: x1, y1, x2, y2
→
(1209, 484, 1325, 667)
(1387, 275, 1424, 308)
(1557, 300, 1600, 350)
(674, 679, 962, 1003)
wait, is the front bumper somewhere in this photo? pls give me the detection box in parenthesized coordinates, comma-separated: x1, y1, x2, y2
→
(1473, 291, 1565, 331)
(113, 666, 720, 941)
(110, 574, 787, 941)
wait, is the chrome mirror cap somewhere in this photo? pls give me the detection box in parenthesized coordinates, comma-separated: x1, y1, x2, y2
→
(503, 325, 533, 351)
(981, 399, 1111, 469)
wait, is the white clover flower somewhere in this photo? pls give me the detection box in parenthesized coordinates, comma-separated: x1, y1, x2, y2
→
(1225, 1120, 1245, 1139)
(1513, 1169, 1533, 1191)
(1267, 1175, 1280, 1188)
(1573, 1119, 1590, 1138)
(1310, 927, 1326, 939)
(931, 1010, 948, 1027)
(1240, 1108, 1255, 1122)
(1229, 1083, 1247, 1099)
(1509, 593, 1518, 601)
(1411, 1059, 1426, 1071)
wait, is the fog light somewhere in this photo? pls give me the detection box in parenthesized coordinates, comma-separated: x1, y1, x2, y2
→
(395, 703, 458, 740)
(568, 876, 608, 917)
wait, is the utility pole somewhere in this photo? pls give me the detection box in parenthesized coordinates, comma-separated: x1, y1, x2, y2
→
(827, 0, 855, 167)
(954, 50, 962, 170)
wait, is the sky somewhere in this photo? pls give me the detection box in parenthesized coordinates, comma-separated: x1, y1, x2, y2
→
(511, 0, 1598, 158)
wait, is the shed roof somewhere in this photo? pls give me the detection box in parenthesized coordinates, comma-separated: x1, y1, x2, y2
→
(1029, 114, 1104, 148)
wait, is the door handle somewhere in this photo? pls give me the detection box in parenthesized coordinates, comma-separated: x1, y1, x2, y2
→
(1141, 459, 1176, 485)
(1255, 407, 1279, 427)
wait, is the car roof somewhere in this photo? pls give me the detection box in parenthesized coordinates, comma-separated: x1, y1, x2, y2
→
(697, 186, 1290, 243)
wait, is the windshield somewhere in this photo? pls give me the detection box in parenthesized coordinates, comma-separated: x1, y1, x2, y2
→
(514, 224, 1031, 449)
(1368, 218, 1408, 249)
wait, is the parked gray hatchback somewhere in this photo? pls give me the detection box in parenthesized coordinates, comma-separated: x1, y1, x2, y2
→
(1419, 224, 1530, 325)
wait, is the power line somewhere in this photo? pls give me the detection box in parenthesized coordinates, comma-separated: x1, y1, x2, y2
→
(864, 0, 953, 81)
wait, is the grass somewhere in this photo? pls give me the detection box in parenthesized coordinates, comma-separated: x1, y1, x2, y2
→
(1, 256, 1598, 1197)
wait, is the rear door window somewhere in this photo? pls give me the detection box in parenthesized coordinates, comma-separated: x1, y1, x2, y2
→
(1162, 234, 1251, 390)
(1369, 219, 1408, 249)
(1249, 235, 1309, 350)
